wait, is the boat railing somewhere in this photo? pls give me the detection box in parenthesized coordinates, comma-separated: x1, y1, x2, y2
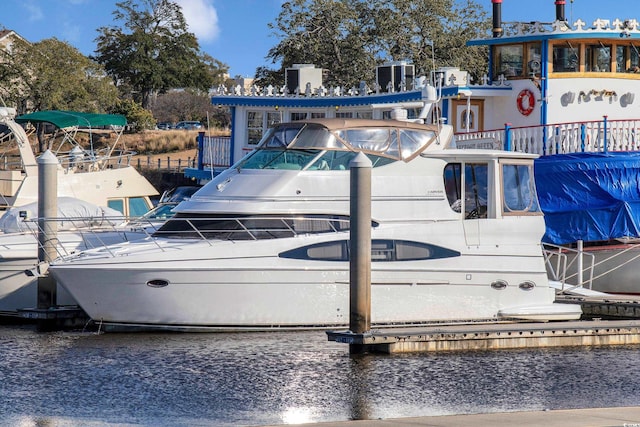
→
(31, 215, 352, 258)
(148, 215, 352, 250)
(55, 148, 137, 171)
(455, 118, 640, 156)
(23, 215, 162, 260)
(543, 243, 595, 291)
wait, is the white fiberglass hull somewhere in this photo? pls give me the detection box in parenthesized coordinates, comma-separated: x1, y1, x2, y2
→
(50, 229, 575, 331)
(0, 230, 148, 316)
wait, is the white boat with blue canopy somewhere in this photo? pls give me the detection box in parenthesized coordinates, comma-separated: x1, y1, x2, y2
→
(49, 118, 581, 332)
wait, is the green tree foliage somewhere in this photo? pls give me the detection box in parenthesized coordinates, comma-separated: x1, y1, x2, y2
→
(258, 0, 489, 88)
(95, 0, 225, 109)
(112, 98, 156, 132)
(0, 37, 119, 113)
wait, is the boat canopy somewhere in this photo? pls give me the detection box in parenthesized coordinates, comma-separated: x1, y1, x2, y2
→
(535, 152, 640, 244)
(235, 119, 440, 171)
(15, 110, 127, 129)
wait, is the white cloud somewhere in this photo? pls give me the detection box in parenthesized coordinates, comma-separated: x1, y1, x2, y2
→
(24, 0, 44, 22)
(175, 0, 220, 43)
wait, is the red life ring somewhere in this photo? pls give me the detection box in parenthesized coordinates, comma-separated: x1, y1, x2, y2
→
(517, 89, 535, 116)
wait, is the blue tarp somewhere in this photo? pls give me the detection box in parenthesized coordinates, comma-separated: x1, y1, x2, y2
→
(534, 152, 640, 244)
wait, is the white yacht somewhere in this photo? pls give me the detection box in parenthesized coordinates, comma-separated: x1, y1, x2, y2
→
(49, 118, 581, 331)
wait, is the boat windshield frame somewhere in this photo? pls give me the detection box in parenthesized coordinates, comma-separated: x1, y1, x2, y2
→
(235, 122, 438, 171)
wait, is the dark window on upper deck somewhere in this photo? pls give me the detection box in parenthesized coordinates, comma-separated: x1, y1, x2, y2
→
(553, 44, 580, 72)
(585, 44, 612, 72)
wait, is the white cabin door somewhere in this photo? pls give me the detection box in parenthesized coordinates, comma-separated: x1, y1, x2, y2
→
(452, 99, 484, 134)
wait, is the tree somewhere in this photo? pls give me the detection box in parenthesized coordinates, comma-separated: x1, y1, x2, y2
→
(151, 90, 230, 128)
(0, 37, 119, 114)
(94, 0, 224, 109)
(257, 0, 489, 89)
(375, 0, 490, 82)
(112, 98, 156, 132)
(260, 0, 378, 88)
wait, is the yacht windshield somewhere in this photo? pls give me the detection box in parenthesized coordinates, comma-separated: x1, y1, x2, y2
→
(235, 122, 436, 171)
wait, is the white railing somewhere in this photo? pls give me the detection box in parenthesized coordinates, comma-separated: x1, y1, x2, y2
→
(455, 118, 640, 156)
(543, 243, 595, 291)
(201, 136, 231, 168)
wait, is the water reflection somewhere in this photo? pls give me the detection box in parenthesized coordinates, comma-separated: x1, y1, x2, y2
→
(0, 325, 639, 426)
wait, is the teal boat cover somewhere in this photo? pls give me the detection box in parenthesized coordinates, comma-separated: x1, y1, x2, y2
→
(535, 152, 640, 244)
(15, 110, 127, 129)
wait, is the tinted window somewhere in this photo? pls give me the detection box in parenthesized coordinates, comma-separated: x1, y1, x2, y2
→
(279, 240, 460, 261)
(129, 197, 151, 217)
(107, 199, 124, 214)
(154, 214, 352, 240)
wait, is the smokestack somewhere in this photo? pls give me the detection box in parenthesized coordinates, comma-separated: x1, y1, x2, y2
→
(492, 0, 502, 38)
(555, 0, 566, 21)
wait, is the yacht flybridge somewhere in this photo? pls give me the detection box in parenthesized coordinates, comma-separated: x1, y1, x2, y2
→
(49, 119, 581, 331)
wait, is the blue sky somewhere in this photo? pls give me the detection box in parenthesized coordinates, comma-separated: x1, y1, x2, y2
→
(0, 0, 637, 78)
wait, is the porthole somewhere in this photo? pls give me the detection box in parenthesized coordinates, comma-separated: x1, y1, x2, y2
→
(146, 279, 169, 288)
(491, 280, 508, 290)
(519, 281, 536, 291)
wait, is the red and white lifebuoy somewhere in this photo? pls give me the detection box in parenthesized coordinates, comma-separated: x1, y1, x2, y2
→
(517, 89, 535, 116)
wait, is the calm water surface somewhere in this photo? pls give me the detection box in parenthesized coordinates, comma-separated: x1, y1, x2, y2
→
(1, 325, 639, 426)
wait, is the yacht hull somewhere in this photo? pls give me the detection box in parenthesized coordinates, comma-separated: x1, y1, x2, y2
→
(50, 239, 567, 331)
(0, 230, 148, 316)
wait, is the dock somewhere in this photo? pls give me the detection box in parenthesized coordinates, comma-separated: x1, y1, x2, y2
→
(328, 293, 640, 353)
(327, 318, 640, 353)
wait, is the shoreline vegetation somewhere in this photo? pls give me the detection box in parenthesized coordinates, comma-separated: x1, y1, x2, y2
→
(123, 129, 229, 193)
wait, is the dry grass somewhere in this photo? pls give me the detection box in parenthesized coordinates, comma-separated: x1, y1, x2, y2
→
(120, 128, 229, 155)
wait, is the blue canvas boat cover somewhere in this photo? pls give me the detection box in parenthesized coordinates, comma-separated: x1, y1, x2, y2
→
(535, 152, 640, 244)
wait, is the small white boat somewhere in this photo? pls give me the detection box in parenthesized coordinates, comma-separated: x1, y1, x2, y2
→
(49, 118, 581, 331)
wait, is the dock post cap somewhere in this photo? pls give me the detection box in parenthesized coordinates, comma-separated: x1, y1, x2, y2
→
(349, 152, 372, 168)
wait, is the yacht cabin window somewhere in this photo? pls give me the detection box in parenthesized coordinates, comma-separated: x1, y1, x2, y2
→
(501, 162, 540, 214)
(279, 239, 460, 262)
(444, 161, 540, 217)
(443, 162, 488, 219)
(154, 214, 355, 240)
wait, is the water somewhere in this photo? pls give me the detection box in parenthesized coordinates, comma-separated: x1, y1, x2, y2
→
(1, 325, 639, 426)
